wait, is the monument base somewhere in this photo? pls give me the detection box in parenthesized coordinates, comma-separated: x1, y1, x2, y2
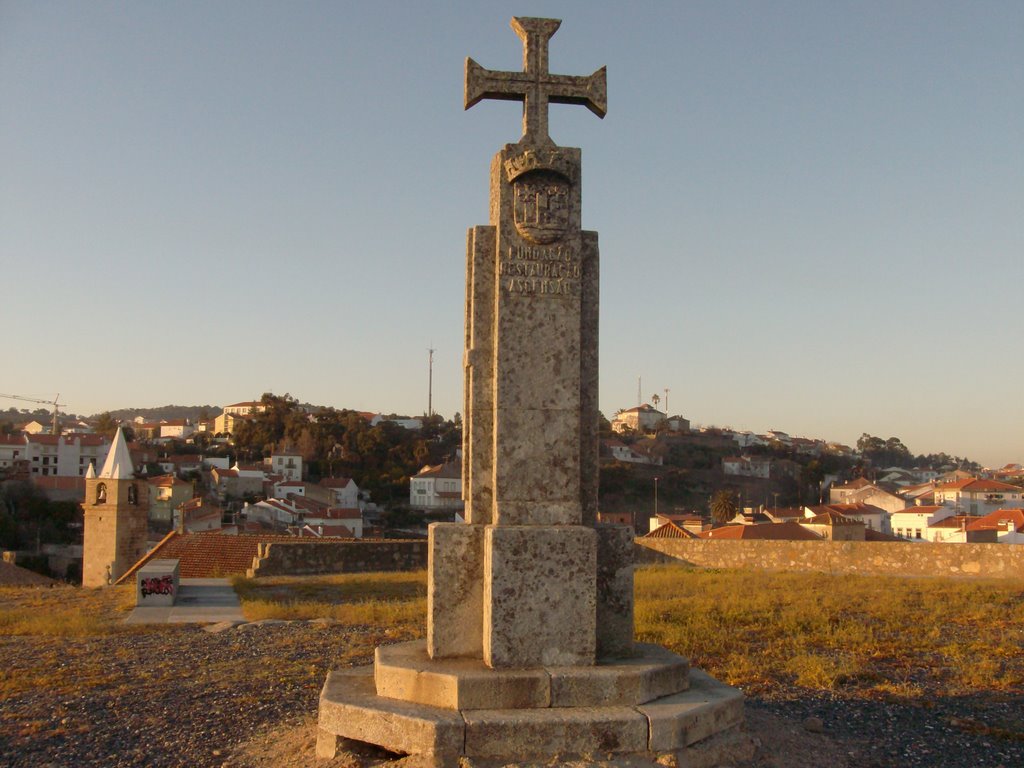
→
(317, 640, 747, 764)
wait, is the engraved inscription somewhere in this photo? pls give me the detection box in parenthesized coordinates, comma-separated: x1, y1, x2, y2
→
(500, 244, 580, 297)
(513, 171, 570, 244)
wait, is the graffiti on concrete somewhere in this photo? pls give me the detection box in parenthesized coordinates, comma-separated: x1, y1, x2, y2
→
(141, 575, 175, 598)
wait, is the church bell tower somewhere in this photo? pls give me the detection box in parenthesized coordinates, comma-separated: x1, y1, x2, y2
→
(82, 427, 149, 587)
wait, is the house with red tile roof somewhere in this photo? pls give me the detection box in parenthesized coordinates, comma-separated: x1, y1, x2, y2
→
(799, 509, 865, 541)
(176, 497, 224, 534)
(925, 515, 998, 544)
(890, 505, 955, 541)
(829, 478, 907, 514)
(805, 502, 889, 535)
(211, 467, 263, 500)
(273, 480, 333, 505)
(934, 478, 1024, 517)
(147, 474, 194, 531)
(319, 477, 360, 507)
(648, 513, 708, 536)
(410, 461, 463, 514)
(965, 508, 1024, 544)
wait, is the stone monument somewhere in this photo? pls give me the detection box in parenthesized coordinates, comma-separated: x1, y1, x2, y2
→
(318, 17, 749, 763)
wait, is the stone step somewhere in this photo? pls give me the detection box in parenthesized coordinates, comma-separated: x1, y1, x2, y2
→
(374, 639, 688, 710)
(318, 660, 744, 761)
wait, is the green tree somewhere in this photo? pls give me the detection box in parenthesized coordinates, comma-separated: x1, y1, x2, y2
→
(93, 412, 121, 440)
(710, 489, 738, 525)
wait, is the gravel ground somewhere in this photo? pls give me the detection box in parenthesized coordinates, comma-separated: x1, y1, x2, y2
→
(2, 622, 1022, 768)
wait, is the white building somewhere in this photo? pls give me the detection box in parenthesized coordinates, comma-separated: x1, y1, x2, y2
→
(269, 452, 302, 481)
(722, 456, 771, 479)
(890, 505, 954, 540)
(8, 434, 112, 478)
(934, 478, 1024, 516)
(319, 477, 360, 508)
(611, 404, 666, 434)
(222, 401, 267, 416)
(410, 461, 463, 511)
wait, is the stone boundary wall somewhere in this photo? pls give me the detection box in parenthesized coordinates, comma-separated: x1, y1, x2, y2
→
(247, 539, 427, 578)
(635, 538, 1024, 580)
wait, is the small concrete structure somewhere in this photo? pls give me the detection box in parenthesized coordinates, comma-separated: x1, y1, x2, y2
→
(125, 578, 245, 624)
(317, 17, 748, 764)
(135, 558, 180, 607)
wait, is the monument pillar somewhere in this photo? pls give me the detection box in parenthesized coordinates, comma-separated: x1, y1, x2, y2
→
(318, 17, 748, 763)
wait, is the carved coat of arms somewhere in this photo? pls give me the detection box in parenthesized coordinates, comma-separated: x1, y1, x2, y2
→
(513, 171, 570, 244)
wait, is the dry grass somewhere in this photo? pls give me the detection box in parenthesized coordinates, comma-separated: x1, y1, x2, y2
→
(231, 571, 426, 633)
(0, 583, 135, 637)
(4, 566, 1023, 705)
(635, 564, 1024, 699)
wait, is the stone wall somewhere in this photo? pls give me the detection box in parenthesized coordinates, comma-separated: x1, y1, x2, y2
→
(247, 539, 428, 578)
(635, 538, 1024, 579)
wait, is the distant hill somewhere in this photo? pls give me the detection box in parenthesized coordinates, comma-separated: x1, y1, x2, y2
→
(90, 405, 218, 423)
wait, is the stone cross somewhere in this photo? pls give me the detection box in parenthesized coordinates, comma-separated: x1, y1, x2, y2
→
(316, 18, 746, 762)
(465, 16, 607, 146)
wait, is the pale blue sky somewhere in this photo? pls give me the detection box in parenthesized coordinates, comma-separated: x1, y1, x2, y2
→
(2, 1, 1021, 466)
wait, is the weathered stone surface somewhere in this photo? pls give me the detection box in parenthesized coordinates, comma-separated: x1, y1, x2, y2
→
(484, 525, 596, 667)
(427, 523, 484, 658)
(492, 410, 582, 526)
(318, 667, 465, 757)
(548, 643, 688, 708)
(595, 524, 635, 658)
(464, 225, 496, 526)
(463, 705, 648, 758)
(579, 230, 600, 527)
(639, 669, 744, 751)
(376, 640, 549, 710)
(248, 539, 426, 578)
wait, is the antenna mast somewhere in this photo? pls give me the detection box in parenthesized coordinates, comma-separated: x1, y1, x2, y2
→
(428, 347, 435, 418)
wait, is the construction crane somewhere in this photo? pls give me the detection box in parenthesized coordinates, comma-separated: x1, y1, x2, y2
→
(0, 393, 65, 436)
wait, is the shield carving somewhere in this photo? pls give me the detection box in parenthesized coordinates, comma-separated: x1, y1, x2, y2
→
(513, 171, 570, 245)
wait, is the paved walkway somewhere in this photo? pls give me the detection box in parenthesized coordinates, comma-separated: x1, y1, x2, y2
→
(125, 578, 246, 625)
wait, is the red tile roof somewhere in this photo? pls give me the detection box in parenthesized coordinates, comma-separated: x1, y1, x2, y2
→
(831, 477, 872, 490)
(935, 478, 1021, 493)
(643, 521, 697, 539)
(415, 461, 462, 479)
(115, 532, 303, 582)
(966, 508, 1024, 532)
(700, 522, 822, 541)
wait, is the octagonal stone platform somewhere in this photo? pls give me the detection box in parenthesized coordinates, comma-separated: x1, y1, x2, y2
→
(317, 642, 745, 762)
(374, 639, 689, 711)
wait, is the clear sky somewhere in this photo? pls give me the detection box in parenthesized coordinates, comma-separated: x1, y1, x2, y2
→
(2, 1, 1021, 467)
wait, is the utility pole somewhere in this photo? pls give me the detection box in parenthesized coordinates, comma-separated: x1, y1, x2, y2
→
(427, 347, 435, 418)
(637, 377, 641, 407)
(664, 388, 670, 416)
